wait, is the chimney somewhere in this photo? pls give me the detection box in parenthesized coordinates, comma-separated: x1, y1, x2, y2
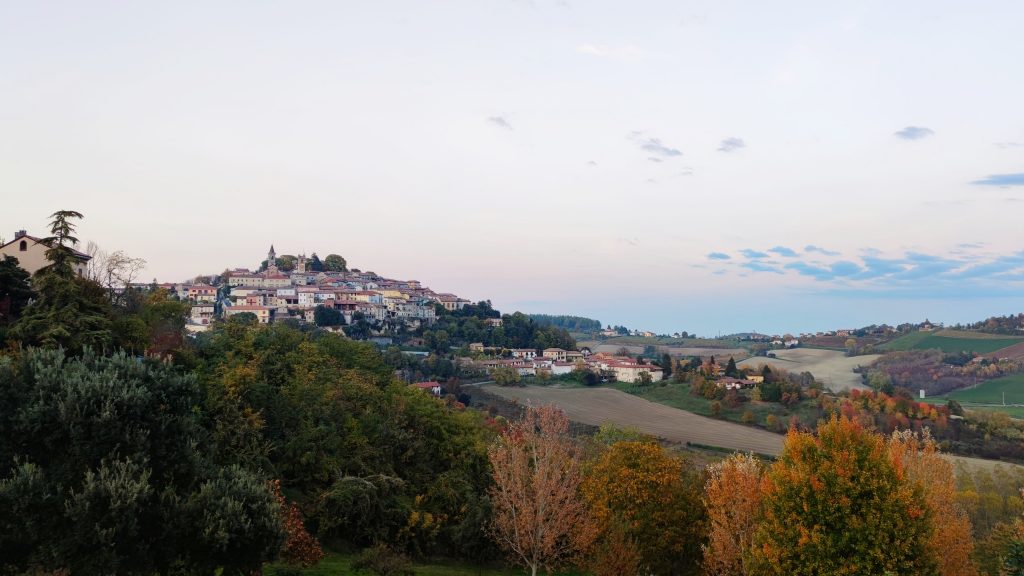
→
(14, 230, 26, 238)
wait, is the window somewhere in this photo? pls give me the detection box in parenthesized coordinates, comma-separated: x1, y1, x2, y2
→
(19, 240, 27, 251)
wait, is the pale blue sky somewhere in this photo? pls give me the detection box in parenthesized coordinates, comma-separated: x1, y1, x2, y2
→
(3, 1, 1024, 335)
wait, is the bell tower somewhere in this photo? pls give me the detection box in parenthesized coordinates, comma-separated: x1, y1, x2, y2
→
(267, 244, 279, 274)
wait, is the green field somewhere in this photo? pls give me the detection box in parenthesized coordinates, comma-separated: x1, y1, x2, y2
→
(609, 381, 819, 430)
(880, 331, 1024, 354)
(922, 374, 1024, 418)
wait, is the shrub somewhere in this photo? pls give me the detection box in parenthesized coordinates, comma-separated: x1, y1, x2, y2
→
(351, 544, 414, 576)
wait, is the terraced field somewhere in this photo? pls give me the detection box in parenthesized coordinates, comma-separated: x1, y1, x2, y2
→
(482, 385, 785, 455)
(737, 348, 878, 391)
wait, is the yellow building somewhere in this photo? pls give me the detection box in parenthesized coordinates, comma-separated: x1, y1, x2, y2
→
(0, 231, 91, 277)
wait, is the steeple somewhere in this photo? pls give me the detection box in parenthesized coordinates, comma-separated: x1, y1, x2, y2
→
(267, 244, 279, 275)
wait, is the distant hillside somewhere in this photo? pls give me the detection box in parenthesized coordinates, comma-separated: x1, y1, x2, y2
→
(880, 329, 1024, 354)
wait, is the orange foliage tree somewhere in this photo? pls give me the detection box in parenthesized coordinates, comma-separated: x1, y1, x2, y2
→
(888, 430, 978, 576)
(702, 452, 765, 576)
(487, 405, 596, 576)
(581, 440, 705, 575)
(753, 416, 935, 575)
(271, 480, 324, 567)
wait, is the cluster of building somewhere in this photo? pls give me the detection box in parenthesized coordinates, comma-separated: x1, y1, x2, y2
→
(159, 245, 470, 332)
(475, 348, 664, 384)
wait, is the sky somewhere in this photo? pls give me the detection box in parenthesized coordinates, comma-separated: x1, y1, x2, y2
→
(3, 0, 1024, 336)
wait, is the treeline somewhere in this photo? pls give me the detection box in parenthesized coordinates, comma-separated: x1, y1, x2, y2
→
(488, 407, 1024, 575)
(419, 304, 575, 354)
(957, 313, 1024, 335)
(867, 349, 1023, 396)
(528, 314, 602, 332)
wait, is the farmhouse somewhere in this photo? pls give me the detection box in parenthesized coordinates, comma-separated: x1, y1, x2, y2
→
(0, 230, 91, 277)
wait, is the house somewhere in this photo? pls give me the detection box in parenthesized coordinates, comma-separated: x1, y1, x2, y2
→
(189, 302, 215, 325)
(608, 361, 663, 384)
(469, 342, 485, 352)
(0, 230, 91, 277)
(485, 318, 503, 327)
(187, 283, 217, 303)
(510, 348, 537, 360)
(716, 377, 757, 391)
(224, 305, 273, 324)
(550, 361, 575, 376)
(543, 348, 568, 361)
(411, 381, 443, 396)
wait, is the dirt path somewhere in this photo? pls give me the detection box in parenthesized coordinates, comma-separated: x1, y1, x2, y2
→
(483, 385, 785, 455)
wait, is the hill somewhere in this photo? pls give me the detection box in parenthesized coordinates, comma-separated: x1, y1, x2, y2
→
(880, 329, 1024, 354)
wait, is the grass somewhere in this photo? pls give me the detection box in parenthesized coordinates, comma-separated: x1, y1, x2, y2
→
(920, 373, 1024, 419)
(266, 552, 526, 576)
(609, 381, 819, 430)
(880, 331, 1024, 354)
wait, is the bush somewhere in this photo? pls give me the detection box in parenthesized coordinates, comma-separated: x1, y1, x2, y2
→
(272, 567, 303, 576)
(351, 544, 414, 576)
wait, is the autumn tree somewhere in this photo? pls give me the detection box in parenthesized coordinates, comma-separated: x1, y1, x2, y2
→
(703, 452, 764, 576)
(582, 440, 705, 575)
(492, 365, 521, 387)
(753, 416, 936, 575)
(488, 405, 596, 576)
(889, 430, 978, 576)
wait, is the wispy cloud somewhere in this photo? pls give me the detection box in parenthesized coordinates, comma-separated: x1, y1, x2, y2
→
(721, 245, 1024, 297)
(707, 252, 731, 261)
(717, 137, 746, 152)
(995, 142, 1024, 149)
(805, 245, 840, 256)
(629, 132, 682, 158)
(740, 249, 769, 259)
(647, 157, 662, 163)
(972, 173, 1024, 187)
(894, 126, 934, 140)
(768, 246, 797, 257)
(487, 116, 513, 130)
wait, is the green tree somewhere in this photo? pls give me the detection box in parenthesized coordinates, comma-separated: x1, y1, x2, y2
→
(753, 416, 936, 575)
(0, 255, 34, 326)
(492, 365, 521, 387)
(314, 304, 344, 327)
(324, 254, 347, 272)
(11, 211, 113, 354)
(661, 352, 673, 377)
(0, 349, 285, 574)
(725, 357, 739, 377)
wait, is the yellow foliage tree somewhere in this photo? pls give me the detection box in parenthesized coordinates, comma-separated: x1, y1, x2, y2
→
(703, 452, 765, 575)
(889, 430, 978, 576)
(581, 441, 705, 575)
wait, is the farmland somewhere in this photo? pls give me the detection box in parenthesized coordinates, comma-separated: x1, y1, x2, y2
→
(482, 384, 785, 455)
(881, 329, 1024, 354)
(922, 374, 1024, 418)
(737, 348, 879, 391)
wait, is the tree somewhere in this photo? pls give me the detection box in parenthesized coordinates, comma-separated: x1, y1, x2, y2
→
(309, 253, 324, 272)
(0, 349, 285, 574)
(637, 370, 653, 385)
(888, 430, 978, 576)
(84, 242, 147, 306)
(492, 365, 521, 387)
(0, 255, 33, 325)
(582, 441, 705, 575)
(703, 452, 764, 576)
(661, 352, 673, 378)
(40, 209, 84, 276)
(11, 211, 113, 354)
(725, 357, 739, 377)
(314, 305, 344, 327)
(488, 405, 596, 576)
(324, 254, 347, 272)
(753, 416, 935, 575)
